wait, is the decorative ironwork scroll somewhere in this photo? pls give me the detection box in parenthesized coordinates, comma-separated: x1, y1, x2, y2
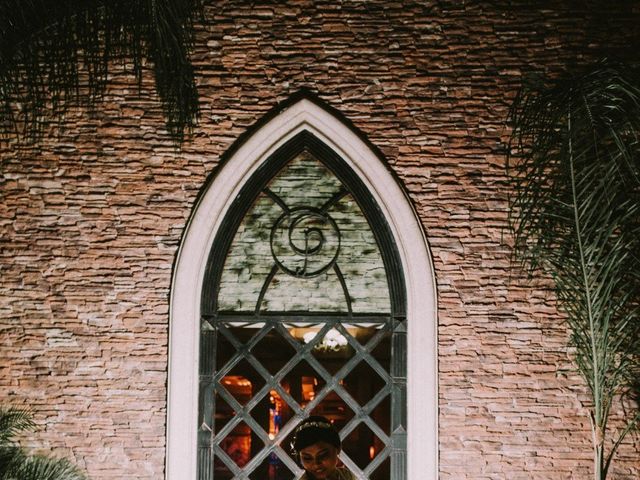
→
(270, 206, 341, 278)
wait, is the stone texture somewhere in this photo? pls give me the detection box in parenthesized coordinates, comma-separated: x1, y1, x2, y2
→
(1, 1, 639, 479)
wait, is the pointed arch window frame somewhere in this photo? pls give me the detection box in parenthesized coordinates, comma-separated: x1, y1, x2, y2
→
(202, 130, 405, 317)
(166, 95, 438, 479)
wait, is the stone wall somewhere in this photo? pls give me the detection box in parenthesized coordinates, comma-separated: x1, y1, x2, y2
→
(1, 1, 639, 479)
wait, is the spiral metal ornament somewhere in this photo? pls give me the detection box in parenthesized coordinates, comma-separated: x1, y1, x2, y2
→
(270, 207, 341, 278)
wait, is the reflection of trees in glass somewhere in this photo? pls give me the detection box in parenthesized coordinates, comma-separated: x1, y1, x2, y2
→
(217, 151, 391, 314)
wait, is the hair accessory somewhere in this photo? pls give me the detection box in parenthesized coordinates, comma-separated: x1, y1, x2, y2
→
(290, 419, 334, 456)
(294, 420, 332, 435)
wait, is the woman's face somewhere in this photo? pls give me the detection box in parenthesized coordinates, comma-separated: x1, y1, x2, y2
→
(299, 440, 340, 479)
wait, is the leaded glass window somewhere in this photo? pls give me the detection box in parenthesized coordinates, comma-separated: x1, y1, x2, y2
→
(198, 132, 406, 480)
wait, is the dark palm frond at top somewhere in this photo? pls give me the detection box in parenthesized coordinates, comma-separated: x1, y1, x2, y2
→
(507, 59, 640, 479)
(0, 0, 202, 143)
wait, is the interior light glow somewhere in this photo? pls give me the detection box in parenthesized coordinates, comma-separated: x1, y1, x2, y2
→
(302, 328, 348, 351)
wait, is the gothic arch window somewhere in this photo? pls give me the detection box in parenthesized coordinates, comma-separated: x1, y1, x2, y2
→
(199, 131, 405, 479)
(167, 96, 437, 480)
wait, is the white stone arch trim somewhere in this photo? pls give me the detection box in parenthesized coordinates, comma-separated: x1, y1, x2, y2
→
(166, 96, 438, 479)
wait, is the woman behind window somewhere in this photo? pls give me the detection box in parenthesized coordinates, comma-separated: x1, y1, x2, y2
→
(291, 416, 356, 480)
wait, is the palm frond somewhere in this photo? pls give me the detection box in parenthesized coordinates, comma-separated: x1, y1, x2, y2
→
(0, 406, 35, 446)
(5, 454, 88, 480)
(0, 0, 202, 143)
(0, 406, 88, 480)
(0, 446, 25, 477)
(507, 59, 640, 479)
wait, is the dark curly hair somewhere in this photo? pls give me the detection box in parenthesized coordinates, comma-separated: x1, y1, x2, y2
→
(291, 415, 341, 455)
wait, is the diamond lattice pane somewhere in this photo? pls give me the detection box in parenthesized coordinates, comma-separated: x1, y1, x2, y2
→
(343, 360, 386, 406)
(251, 326, 297, 375)
(221, 358, 265, 406)
(216, 322, 267, 369)
(370, 394, 391, 436)
(343, 422, 385, 470)
(248, 389, 284, 443)
(371, 455, 391, 480)
(218, 421, 257, 468)
(215, 327, 237, 374)
(213, 454, 233, 479)
(280, 359, 326, 410)
(214, 393, 236, 435)
(369, 328, 391, 374)
(309, 390, 355, 426)
(308, 327, 356, 376)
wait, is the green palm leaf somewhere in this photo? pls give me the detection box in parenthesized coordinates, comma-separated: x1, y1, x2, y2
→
(507, 59, 640, 480)
(4, 455, 88, 480)
(0, 407, 35, 446)
(0, 407, 87, 480)
(0, 0, 202, 143)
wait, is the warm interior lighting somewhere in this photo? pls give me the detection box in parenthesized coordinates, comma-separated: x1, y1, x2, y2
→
(222, 376, 252, 388)
(287, 325, 365, 352)
(268, 389, 283, 441)
(303, 328, 347, 351)
(301, 376, 318, 403)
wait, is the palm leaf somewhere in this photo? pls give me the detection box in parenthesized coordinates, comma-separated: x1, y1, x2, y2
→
(0, 0, 202, 143)
(0, 407, 35, 446)
(0, 407, 87, 480)
(4, 454, 88, 480)
(0, 446, 25, 477)
(507, 59, 640, 479)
